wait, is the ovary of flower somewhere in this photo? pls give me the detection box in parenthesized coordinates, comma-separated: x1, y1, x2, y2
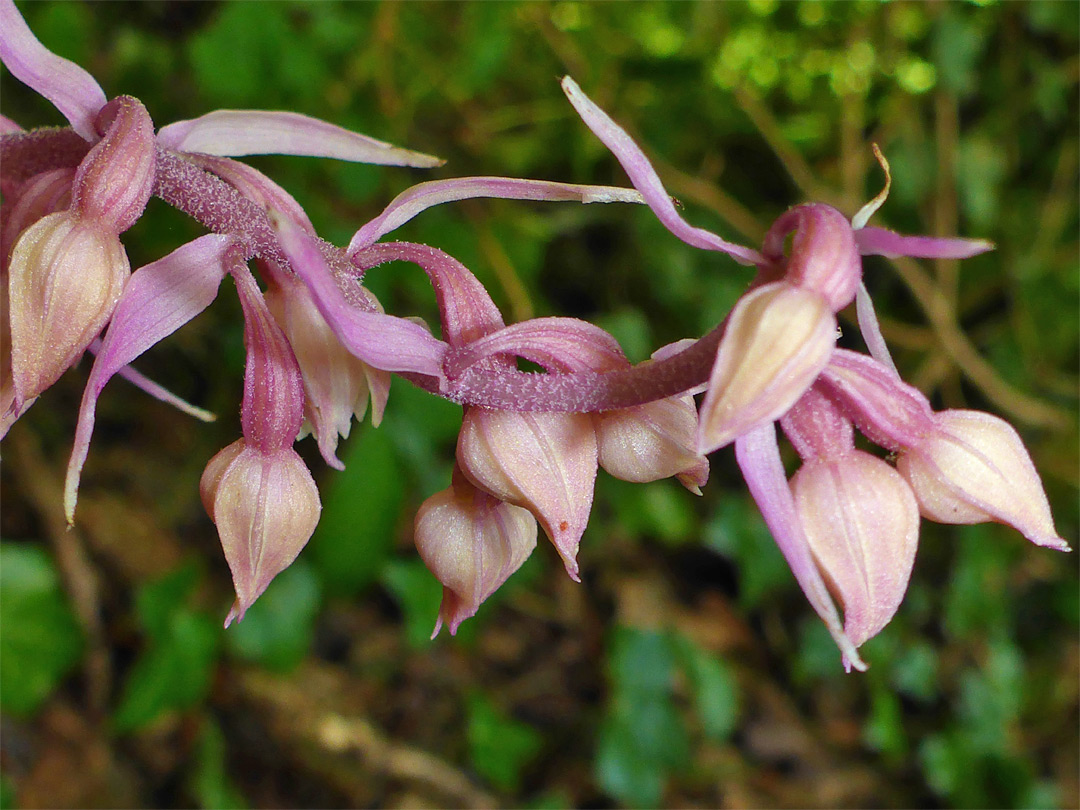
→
(792, 451, 920, 648)
(457, 408, 597, 582)
(7, 211, 129, 403)
(897, 410, 1070, 551)
(415, 473, 537, 637)
(200, 439, 321, 626)
(698, 281, 836, 454)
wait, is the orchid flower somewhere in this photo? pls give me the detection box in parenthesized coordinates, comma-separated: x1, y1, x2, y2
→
(1, 1, 1067, 670)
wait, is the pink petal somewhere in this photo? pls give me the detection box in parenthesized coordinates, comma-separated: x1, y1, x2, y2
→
(561, 76, 763, 267)
(0, 0, 107, 141)
(64, 234, 236, 522)
(348, 176, 644, 253)
(854, 282, 898, 376)
(271, 213, 448, 377)
(157, 110, 443, 167)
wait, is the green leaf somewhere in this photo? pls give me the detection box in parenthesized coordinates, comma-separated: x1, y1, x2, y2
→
(225, 561, 321, 672)
(673, 635, 739, 742)
(113, 571, 220, 732)
(466, 693, 543, 793)
(0, 543, 83, 716)
(595, 716, 666, 810)
(190, 718, 248, 810)
(310, 424, 405, 596)
(380, 559, 443, 647)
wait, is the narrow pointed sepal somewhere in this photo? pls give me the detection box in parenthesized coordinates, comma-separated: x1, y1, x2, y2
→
(698, 281, 836, 453)
(457, 409, 597, 581)
(415, 472, 537, 637)
(792, 451, 920, 648)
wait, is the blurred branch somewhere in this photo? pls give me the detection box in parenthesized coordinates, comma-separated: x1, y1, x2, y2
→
(933, 90, 961, 307)
(238, 664, 499, 808)
(7, 427, 111, 715)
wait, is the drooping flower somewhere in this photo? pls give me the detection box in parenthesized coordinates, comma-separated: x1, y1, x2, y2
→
(415, 467, 538, 636)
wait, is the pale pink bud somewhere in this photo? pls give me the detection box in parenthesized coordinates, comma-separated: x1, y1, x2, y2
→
(200, 438, 321, 625)
(698, 281, 836, 453)
(457, 408, 597, 580)
(792, 451, 919, 648)
(415, 472, 537, 636)
(7, 210, 129, 403)
(595, 394, 708, 493)
(265, 267, 390, 469)
(897, 410, 1069, 551)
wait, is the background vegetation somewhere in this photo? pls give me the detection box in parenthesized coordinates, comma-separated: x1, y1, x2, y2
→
(2, 2, 1077, 807)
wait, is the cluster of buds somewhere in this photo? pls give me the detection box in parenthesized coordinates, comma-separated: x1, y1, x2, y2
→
(1, 1, 1067, 669)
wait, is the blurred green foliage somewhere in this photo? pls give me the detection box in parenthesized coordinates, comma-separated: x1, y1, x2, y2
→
(1, 1, 1076, 808)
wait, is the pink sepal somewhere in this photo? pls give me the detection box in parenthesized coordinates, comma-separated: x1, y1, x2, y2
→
(446, 317, 625, 377)
(762, 203, 861, 311)
(348, 176, 644, 253)
(272, 212, 448, 377)
(735, 422, 866, 671)
(352, 242, 505, 348)
(0, 114, 22, 134)
(855, 227, 994, 260)
(64, 234, 237, 522)
(561, 76, 764, 267)
(157, 109, 443, 167)
(0, 0, 107, 142)
(185, 154, 316, 234)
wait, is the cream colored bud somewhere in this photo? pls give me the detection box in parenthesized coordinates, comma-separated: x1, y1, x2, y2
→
(415, 476, 537, 636)
(698, 281, 836, 453)
(7, 211, 129, 403)
(897, 410, 1069, 551)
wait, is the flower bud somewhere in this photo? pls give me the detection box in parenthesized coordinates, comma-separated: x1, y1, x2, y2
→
(200, 439, 321, 625)
(698, 281, 836, 453)
(792, 451, 919, 647)
(265, 267, 390, 469)
(7, 210, 129, 403)
(415, 471, 537, 636)
(897, 410, 1069, 551)
(457, 408, 597, 580)
(595, 394, 708, 493)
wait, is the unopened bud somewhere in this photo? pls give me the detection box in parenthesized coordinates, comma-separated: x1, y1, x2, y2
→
(457, 408, 597, 580)
(698, 281, 835, 453)
(7, 211, 129, 403)
(897, 410, 1069, 551)
(200, 438, 322, 625)
(596, 394, 708, 493)
(415, 472, 537, 636)
(792, 451, 919, 647)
